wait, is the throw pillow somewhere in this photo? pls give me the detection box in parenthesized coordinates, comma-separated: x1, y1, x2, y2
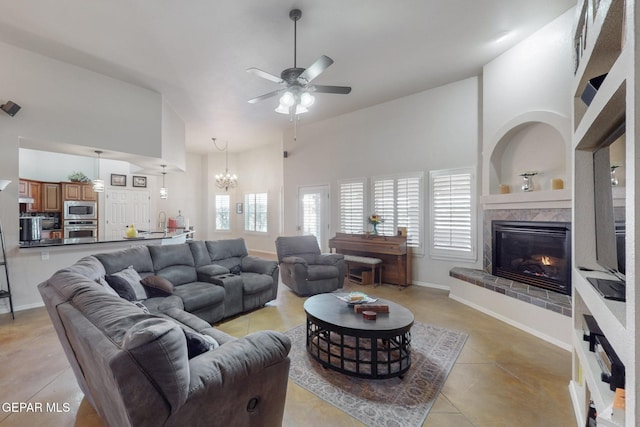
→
(183, 330, 219, 358)
(140, 275, 174, 297)
(110, 266, 147, 301)
(229, 264, 242, 275)
(105, 275, 137, 301)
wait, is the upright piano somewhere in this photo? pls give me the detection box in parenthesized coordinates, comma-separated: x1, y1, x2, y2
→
(329, 233, 410, 287)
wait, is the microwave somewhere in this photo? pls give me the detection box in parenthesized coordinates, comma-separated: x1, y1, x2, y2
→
(64, 201, 97, 220)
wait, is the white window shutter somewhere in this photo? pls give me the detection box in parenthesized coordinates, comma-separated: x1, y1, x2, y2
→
(339, 180, 365, 233)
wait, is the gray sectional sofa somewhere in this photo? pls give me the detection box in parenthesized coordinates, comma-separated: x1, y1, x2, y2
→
(38, 238, 290, 427)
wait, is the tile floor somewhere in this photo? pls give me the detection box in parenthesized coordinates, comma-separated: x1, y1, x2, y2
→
(0, 280, 576, 426)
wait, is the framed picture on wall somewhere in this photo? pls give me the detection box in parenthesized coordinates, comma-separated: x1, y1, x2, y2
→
(111, 174, 126, 187)
(236, 203, 243, 214)
(132, 176, 147, 188)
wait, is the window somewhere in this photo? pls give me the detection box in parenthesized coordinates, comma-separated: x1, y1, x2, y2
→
(244, 192, 268, 232)
(214, 194, 230, 231)
(372, 172, 423, 251)
(430, 168, 476, 260)
(338, 179, 366, 233)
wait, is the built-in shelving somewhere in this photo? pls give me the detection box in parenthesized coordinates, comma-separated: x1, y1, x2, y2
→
(571, 0, 631, 426)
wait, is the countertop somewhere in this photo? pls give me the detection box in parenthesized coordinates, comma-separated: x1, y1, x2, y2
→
(19, 230, 194, 248)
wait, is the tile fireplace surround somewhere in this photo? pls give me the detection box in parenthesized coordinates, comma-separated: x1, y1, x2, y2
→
(450, 207, 573, 317)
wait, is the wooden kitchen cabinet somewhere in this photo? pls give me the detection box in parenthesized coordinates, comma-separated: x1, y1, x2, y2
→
(19, 179, 42, 212)
(42, 183, 62, 212)
(63, 182, 97, 201)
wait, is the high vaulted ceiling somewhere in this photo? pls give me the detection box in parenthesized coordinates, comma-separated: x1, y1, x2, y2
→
(0, 0, 575, 154)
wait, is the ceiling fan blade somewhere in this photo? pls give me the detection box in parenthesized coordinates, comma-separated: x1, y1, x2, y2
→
(298, 55, 334, 83)
(246, 67, 284, 84)
(312, 85, 352, 95)
(248, 89, 285, 104)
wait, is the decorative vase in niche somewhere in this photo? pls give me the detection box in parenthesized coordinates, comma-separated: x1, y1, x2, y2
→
(611, 165, 619, 186)
(519, 172, 538, 192)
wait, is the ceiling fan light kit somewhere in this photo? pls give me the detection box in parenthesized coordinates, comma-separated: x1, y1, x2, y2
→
(247, 8, 351, 120)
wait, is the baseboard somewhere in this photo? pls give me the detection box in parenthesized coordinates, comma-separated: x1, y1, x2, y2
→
(0, 300, 45, 314)
(568, 381, 585, 427)
(449, 293, 572, 351)
(411, 280, 450, 291)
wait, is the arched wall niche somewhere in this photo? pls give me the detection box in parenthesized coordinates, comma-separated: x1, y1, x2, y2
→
(484, 111, 571, 195)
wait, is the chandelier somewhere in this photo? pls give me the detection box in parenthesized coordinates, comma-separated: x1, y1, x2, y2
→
(212, 138, 237, 191)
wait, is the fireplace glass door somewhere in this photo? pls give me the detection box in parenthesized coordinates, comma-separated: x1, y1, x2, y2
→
(492, 221, 571, 295)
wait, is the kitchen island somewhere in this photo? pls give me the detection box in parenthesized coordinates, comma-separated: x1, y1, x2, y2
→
(19, 229, 194, 249)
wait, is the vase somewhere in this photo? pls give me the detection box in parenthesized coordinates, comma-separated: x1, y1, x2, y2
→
(372, 223, 378, 235)
(521, 175, 533, 192)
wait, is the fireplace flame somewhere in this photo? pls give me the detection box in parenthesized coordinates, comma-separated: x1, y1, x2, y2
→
(541, 256, 551, 266)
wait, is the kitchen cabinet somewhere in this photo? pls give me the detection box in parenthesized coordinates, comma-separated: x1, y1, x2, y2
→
(19, 179, 42, 212)
(63, 182, 97, 201)
(42, 183, 62, 212)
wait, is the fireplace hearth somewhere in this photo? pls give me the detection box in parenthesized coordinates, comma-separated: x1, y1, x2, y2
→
(492, 221, 571, 295)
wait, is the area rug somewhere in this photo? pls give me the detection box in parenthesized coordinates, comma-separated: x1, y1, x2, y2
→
(285, 321, 468, 427)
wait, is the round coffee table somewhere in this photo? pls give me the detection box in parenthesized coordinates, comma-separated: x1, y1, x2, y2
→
(303, 293, 414, 379)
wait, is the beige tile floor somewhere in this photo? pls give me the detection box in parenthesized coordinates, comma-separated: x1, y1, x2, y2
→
(0, 280, 576, 426)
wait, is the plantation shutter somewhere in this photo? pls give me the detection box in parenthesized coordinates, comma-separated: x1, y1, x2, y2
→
(430, 169, 475, 260)
(301, 192, 321, 237)
(373, 178, 395, 236)
(255, 193, 268, 232)
(339, 180, 365, 233)
(397, 176, 421, 247)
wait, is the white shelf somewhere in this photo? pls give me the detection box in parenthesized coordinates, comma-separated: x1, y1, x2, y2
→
(481, 189, 571, 209)
(573, 330, 621, 425)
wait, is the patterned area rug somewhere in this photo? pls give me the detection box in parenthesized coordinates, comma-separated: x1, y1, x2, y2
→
(285, 321, 467, 427)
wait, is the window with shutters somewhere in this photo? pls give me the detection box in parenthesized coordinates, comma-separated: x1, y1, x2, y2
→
(338, 178, 366, 234)
(244, 192, 268, 233)
(430, 168, 476, 260)
(372, 172, 423, 252)
(215, 194, 230, 231)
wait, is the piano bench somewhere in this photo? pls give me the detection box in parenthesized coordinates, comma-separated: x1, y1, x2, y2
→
(344, 255, 383, 287)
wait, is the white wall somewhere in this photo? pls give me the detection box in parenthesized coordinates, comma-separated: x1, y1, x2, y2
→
(283, 77, 482, 286)
(482, 9, 574, 195)
(204, 142, 283, 253)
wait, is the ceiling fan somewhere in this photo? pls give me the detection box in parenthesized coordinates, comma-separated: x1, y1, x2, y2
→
(247, 8, 352, 116)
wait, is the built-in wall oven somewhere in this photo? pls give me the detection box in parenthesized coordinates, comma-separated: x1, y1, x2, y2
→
(63, 201, 97, 220)
(64, 220, 98, 240)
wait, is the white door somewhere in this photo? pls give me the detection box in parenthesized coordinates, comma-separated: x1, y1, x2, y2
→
(298, 185, 330, 252)
(105, 189, 151, 239)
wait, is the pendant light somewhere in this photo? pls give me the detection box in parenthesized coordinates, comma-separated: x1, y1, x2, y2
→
(159, 165, 168, 199)
(212, 138, 237, 191)
(92, 150, 105, 193)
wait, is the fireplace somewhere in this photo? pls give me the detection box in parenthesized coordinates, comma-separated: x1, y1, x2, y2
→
(492, 221, 571, 295)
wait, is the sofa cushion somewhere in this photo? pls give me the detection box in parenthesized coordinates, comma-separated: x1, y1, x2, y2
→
(122, 318, 190, 409)
(105, 266, 147, 301)
(96, 276, 119, 297)
(172, 282, 225, 312)
(141, 275, 174, 297)
(188, 241, 211, 267)
(95, 246, 154, 277)
(307, 264, 340, 281)
(148, 244, 197, 285)
(205, 239, 246, 270)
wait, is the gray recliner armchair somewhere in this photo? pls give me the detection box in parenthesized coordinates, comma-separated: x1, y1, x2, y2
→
(275, 235, 345, 296)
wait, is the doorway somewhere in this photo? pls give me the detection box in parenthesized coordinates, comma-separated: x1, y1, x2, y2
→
(104, 189, 151, 240)
(298, 185, 330, 252)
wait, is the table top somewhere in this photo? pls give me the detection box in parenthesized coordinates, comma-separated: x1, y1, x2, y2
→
(304, 293, 414, 334)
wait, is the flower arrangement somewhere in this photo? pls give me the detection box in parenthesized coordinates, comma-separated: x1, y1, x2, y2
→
(368, 214, 384, 235)
(368, 214, 383, 225)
